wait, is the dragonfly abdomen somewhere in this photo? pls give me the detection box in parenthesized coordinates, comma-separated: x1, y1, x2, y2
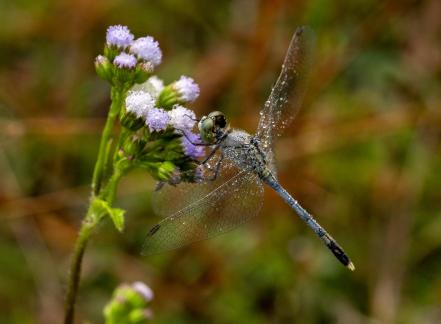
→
(263, 176, 355, 270)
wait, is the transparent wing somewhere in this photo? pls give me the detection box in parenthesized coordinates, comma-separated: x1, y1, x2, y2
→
(256, 26, 314, 174)
(142, 170, 264, 255)
(152, 155, 240, 218)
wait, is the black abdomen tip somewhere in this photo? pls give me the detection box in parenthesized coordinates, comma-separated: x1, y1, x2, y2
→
(327, 240, 355, 271)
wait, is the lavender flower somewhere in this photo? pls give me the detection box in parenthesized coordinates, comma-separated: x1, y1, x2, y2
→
(146, 76, 165, 97)
(130, 36, 162, 66)
(168, 105, 196, 131)
(145, 107, 170, 132)
(132, 76, 165, 98)
(174, 76, 200, 102)
(113, 53, 137, 69)
(181, 131, 205, 159)
(125, 90, 155, 118)
(106, 25, 134, 48)
(132, 282, 154, 302)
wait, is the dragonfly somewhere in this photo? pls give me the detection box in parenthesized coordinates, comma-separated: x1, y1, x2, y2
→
(143, 26, 355, 270)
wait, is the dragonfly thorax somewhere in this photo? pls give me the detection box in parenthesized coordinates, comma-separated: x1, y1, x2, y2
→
(198, 111, 229, 144)
(221, 130, 269, 175)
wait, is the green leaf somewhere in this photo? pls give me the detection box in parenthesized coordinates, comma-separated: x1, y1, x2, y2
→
(109, 208, 125, 232)
(92, 198, 126, 232)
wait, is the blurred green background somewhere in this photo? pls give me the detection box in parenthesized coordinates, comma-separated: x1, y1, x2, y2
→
(1, 0, 440, 323)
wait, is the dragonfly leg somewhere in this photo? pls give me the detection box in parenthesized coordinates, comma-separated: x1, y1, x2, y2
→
(200, 143, 222, 165)
(175, 129, 213, 147)
(206, 153, 224, 181)
(183, 114, 200, 122)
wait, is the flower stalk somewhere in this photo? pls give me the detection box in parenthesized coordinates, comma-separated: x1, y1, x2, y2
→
(64, 24, 205, 323)
(92, 87, 125, 196)
(63, 207, 97, 324)
(64, 87, 126, 324)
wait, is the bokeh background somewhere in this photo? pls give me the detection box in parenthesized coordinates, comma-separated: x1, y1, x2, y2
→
(1, 0, 440, 323)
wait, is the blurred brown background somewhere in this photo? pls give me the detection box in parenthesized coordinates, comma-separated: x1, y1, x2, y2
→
(1, 0, 440, 323)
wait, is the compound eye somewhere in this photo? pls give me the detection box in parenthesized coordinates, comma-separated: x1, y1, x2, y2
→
(198, 117, 216, 143)
(201, 118, 214, 132)
(214, 114, 227, 128)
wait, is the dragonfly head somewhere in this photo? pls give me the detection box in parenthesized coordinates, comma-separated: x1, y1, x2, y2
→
(198, 111, 228, 144)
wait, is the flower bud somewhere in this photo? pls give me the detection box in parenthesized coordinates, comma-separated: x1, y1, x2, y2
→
(133, 62, 154, 84)
(95, 55, 113, 81)
(156, 76, 200, 109)
(129, 308, 153, 322)
(132, 282, 154, 302)
(103, 282, 154, 323)
(156, 85, 178, 110)
(120, 112, 145, 131)
(157, 161, 176, 181)
(123, 136, 146, 157)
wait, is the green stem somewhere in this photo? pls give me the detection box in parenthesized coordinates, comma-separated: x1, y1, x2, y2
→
(63, 209, 97, 324)
(92, 87, 124, 196)
(100, 165, 125, 204)
(64, 86, 125, 324)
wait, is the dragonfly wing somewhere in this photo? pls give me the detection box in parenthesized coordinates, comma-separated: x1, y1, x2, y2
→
(256, 26, 314, 173)
(142, 170, 264, 255)
(152, 156, 240, 217)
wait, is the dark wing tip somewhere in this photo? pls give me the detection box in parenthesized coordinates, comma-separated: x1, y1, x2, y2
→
(148, 224, 161, 236)
(141, 224, 162, 256)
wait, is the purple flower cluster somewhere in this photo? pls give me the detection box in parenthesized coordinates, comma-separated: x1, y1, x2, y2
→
(174, 76, 200, 102)
(168, 105, 196, 131)
(181, 131, 205, 159)
(113, 53, 137, 69)
(130, 37, 162, 67)
(125, 91, 155, 118)
(126, 91, 199, 137)
(132, 75, 164, 97)
(146, 76, 164, 97)
(106, 25, 134, 48)
(145, 107, 170, 132)
(105, 25, 207, 164)
(125, 84, 206, 160)
(105, 25, 162, 70)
